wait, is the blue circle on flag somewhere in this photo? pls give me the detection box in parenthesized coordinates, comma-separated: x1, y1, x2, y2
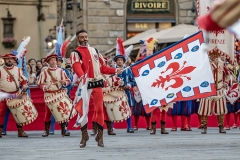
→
(157, 61, 166, 68)
(150, 99, 158, 105)
(182, 86, 191, 92)
(200, 81, 209, 87)
(141, 70, 150, 76)
(191, 45, 199, 52)
(166, 93, 175, 98)
(174, 53, 182, 59)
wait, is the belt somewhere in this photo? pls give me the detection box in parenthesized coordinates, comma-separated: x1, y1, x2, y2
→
(88, 78, 102, 82)
(45, 89, 64, 93)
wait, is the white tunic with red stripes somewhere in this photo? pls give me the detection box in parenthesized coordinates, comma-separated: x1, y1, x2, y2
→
(37, 67, 70, 98)
(0, 65, 27, 94)
(198, 60, 227, 116)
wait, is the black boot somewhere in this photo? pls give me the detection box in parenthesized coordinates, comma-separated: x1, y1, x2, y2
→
(16, 124, 28, 137)
(150, 122, 156, 135)
(105, 121, 116, 135)
(42, 121, 51, 137)
(60, 122, 66, 137)
(95, 123, 104, 147)
(0, 125, 3, 138)
(91, 121, 97, 136)
(161, 120, 169, 134)
(80, 124, 89, 148)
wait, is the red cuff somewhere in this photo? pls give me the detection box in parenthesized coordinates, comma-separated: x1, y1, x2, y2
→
(21, 80, 27, 86)
(198, 14, 224, 31)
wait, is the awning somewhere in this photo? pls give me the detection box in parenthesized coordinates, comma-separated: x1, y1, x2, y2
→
(141, 24, 198, 43)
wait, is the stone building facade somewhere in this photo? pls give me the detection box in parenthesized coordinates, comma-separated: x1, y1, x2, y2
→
(0, 0, 57, 60)
(57, 0, 197, 57)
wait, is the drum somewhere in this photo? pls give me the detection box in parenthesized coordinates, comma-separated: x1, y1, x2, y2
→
(104, 88, 131, 122)
(45, 90, 77, 124)
(6, 93, 38, 126)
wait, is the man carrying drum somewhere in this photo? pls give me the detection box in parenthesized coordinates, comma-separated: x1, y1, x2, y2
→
(0, 53, 28, 138)
(37, 54, 70, 137)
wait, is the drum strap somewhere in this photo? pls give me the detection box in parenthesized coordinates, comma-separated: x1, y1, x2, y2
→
(46, 69, 59, 89)
(3, 66, 18, 91)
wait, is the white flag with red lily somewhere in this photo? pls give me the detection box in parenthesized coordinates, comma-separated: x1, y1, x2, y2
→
(130, 31, 217, 113)
(73, 72, 89, 128)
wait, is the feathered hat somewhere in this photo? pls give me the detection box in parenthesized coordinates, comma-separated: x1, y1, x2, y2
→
(114, 37, 133, 63)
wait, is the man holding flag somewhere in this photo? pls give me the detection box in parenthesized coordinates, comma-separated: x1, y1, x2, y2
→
(70, 29, 123, 148)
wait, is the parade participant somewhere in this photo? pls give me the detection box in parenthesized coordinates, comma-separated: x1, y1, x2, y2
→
(198, 52, 228, 134)
(70, 29, 123, 148)
(37, 54, 70, 137)
(2, 58, 20, 135)
(49, 56, 73, 136)
(114, 52, 135, 133)
(225, 55, 240, 129)
(0, 53, 28, 138)
(103, 56, 124, 135)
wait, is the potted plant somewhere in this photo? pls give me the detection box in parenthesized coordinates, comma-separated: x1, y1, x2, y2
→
(2, 37, 16, 48)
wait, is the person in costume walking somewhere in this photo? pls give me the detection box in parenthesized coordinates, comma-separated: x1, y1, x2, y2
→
(49, 57, 73, 136)
(198, 52, 228, 134)
(0, 53, 29, 138)
(37, 54, 70, 137)
(70, 29, 123, 148)
(114, 37, 135, 133)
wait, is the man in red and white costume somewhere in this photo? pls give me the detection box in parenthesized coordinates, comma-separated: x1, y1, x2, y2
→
(0, 53, 28, 138)
(198, 52, 228, 134)
(70, 29, 123, 148)
(37, 54, 70, 137)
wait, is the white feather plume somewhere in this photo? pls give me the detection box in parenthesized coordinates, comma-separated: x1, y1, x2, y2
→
(125, 45, 133, 60)
(16, 36, 31, 60)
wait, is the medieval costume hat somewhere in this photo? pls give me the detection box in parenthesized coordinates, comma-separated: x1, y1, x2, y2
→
(1, 53, 17, 61)
(44, 54, 58, 63)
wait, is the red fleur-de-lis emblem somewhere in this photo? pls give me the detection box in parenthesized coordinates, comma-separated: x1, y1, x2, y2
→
(151, 61, 196, 90)
(7, 75, 13, 82)
(21, 105, 33, 120)
(119, 101, 128, 116)
(57, 101, 69, 117)
(226, 83, 239, 98)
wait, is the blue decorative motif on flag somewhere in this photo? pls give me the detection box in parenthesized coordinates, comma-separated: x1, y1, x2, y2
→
(182, 86, 191, 92)
(141, 70, 150, 76)
(200, 81, 209, 87)
(167, 93, 175, 98)
(150, 99, 158, 105)
(191, 45, 200, 52)
(174, 53, 182, 59)
(157, 61, 166, 68)
(78, 89, 82, 96)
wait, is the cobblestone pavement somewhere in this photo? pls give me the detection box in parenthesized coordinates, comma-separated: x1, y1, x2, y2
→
(0, 128, 239, 160)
